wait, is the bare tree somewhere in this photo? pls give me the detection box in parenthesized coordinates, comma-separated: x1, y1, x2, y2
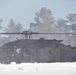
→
(4, 19, 24, 42)
(56, 18, 73, 45)
(66, 13, 76, 45)
(56, 18, 69, 32)
(30, 7, 56, 32)
(30, 7, 57, 39)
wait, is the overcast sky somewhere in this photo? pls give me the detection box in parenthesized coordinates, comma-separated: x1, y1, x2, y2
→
(0, 0, 76, 29)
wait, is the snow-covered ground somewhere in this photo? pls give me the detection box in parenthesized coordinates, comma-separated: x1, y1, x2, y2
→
(0, 62, 76, 75)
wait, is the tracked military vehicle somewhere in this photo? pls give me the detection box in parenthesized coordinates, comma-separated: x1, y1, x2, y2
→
(0, 30, 76, 64)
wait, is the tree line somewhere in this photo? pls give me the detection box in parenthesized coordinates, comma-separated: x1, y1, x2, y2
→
(0, 7, 76, 46)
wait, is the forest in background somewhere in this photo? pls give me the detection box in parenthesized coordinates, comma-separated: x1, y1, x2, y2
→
(0, 7, 76, 46)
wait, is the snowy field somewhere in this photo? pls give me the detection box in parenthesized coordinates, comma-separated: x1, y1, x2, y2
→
(0, 62, 76, 75)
